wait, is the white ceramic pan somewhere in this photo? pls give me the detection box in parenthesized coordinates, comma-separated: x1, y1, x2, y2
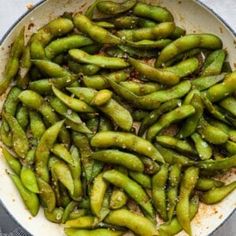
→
(0, 0, 235, 235)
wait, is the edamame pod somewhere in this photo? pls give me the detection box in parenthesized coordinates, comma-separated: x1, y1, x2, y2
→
(91, 131, 164, 163)
(90, 150, 144, 172)
(196, 178, 224, 191)
(110, 189, 127, 209)
(219, 96, 236, 117)
(51, 144, 75, 165)
(103, 170, 154, 217)
(16, 106, 29, 130)
(156, 34, 222, 67)
(29, 111, 46, 140)
(129, 171, 151, 189)
(44, 208, 64, 223)
(20, 166, 39, 193)
(201, 181, 236, 204)
(64, 216, 95, 228)
(147, 105, 195, 141)
(90, 89, 113, 106)
(65, 228, 123, 236)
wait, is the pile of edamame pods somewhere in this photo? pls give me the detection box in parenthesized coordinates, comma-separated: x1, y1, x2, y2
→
(1, 0, 236, 235)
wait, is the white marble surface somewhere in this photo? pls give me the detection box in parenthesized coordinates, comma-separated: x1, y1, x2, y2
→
(0, 0, 235, 235)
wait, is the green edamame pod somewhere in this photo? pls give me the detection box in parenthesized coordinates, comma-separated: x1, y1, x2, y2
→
(2, 147, 21, 175)
(98, 117, 113, 131)
(196, 178, 224, 191)
(147, 105, 195, 141)
(69, 209, 87, 220)
(52, 86, 94, 113)
(176, 167, 199, 235)
(105, 209, 158, 236)
(129, 171, 151, 189)
(197, 118, 228, 144)
(167, 164, 181, 221)
(225, 141, 236, 155)
(0, 27, 24, 95)
(25, 148, 36, 166)
(65, 228, 123, 236)
(156, 136, 195, 155)
(192, 73, 226, 91)
(45, 35, 93, 59)
(95, 21, 115, 28)
(37, 178, 55, 212)
(35, 120, 64, 182)
(191, 133, 212, 160)
(0, 120, 12, 147)
(171, 26, 186, 39)
(90, 89, 113, 106)
(201, 181, 236, 204)
(97, 0, 136, 15)
(68, 87, 133, 131)
(152, 164, 169, 221)
(64, 216, 95, 229)
(110, 189, 127, 209)
(20, 166, 39, 193)
(91, 131, 164, 163)
(117, 22, 175, 41)
(159, 195, 199, 236)
(82, 70, 129, 90)
(126, 38, 172, 48)
(201, 49, 226, 76)
(90, 173, 108, 217)
(141, 156, 160, 175)
(90, 150, 144, 172)
(69, 49, 129, 69)
(156, 34, 222, 67)
(113, 16, 139, 29)
(139, 99, 180, 136)
(16, 106, 29, 130)
(133, 2, 174, 22)
(206, 71, 236, 102)
(178, 93, 204, 138)
(220, 96, 236, 117)
(73, 13, 122, 44)
(44, 208, 64, 223)
(51, 144, 74, 165)
(29, 111, 46, 140)
(3, 112, 29, 159)
(9, 173, 39, 216)
(103, 170, 154, 217)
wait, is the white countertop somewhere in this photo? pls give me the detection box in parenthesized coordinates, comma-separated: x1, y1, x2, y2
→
(0, 0, 235, 236)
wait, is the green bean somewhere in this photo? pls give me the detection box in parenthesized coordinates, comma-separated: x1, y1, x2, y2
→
(30, 17, 74, 59)
(197, 118, 228, 144)
(51, 144, 74, 165)
(73, 13, 122, 44)
(192, 73, 226, 91)
(156, 144, 195, 166)
(35, 120, 64, 182)
(90, 173, 108, 217)
(156, 34, 222, 67)
(82, 70, 129, 90)
(196, 177, 224, 191)
(147, 105, 195, 141)
(201, 49, 226, 76)
(16, 106, 29, 130)
(178, 93, 204, 138)
(29, 111, 46, 140)
(52, 86, 94, 113)
(110, 189, 127, 209)
(72, 132, 94, 183)
(176, 167, 199, 235)
(65, 228, 123, 236)
(2, 147, 21, 175)
(9, 173, 39, 216)
(105, 209, 158, 236)
(67, 87, 133, 131)
(97, 0, 136, 16)
(91, 131, 164, 163)
(201, 181, 236, 204)
(152, 164, 168, 221)
(133, 2, 174, 22)
(219, 96, 236, 117)
(44, 207, 64, 223)
(69, 49, 129, 69)
(191, 133, 212, 160)
(68, 60, 100, 76)
(90, 89, 113, 106)
(205, 71, 236, 102)
(103, 170, 154, 217)
(117, 22, 175, 41)
(113, 16, 139, 29)
(37, 172, 56, 210)
(0, 27, 24, 94)
(20, 166, 39, 193)
(167, 164, 181, 221)
(3, 112, 29, 159)
(108, 79, 191, 110)
(90, 150, 144, 172)
(45, 35, 93, 59)
(159, 195, 199, 236)
(51, 159, 74, 196)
